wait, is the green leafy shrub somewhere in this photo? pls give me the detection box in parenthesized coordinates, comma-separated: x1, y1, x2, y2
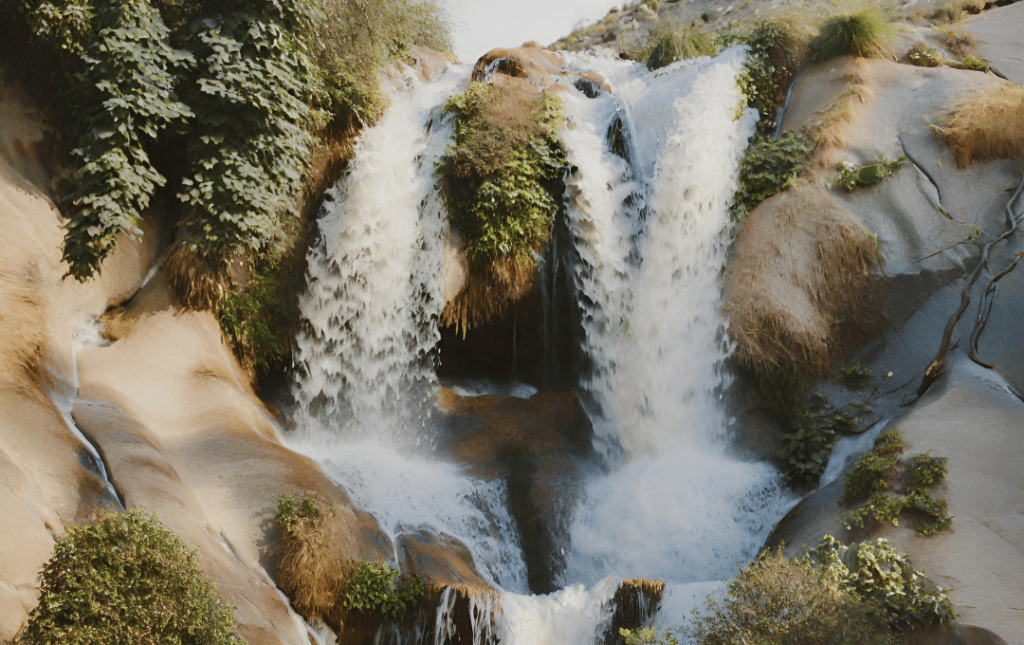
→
(340, 561, 425, 621)
(274, 493, 423, 631)
(730, 131, 813, 220)
(644, 24, 719, 70)
(18, 509, 242, 645)
(437, 79, 566, 331)
(779, 394, 870, 487)
(809, 9, 895, 63)
(686, 547, 898, 645)
(736, 20, 805, 136)
(806, 536, 957, 628)
(842, 429, 952, 536)
(831, 154, 905, 191)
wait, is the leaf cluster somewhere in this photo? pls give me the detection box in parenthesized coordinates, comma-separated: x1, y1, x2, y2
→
(806, 536, 957, 629)
(842, 430, 952, 536)
(779, 393, 870, 488)
(17, 509, 243, 645)
(438, 80, 566, 268)
(730, 131, 813, 221)
(275, 492, 329, 534)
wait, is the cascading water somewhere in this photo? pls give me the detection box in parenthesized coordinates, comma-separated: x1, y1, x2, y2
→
(287, 48, 796, 645)
(557, 49, 794, 592)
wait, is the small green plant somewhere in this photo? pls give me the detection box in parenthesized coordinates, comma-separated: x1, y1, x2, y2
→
(779, 394, 870, 487)
(839, 362, 873, 389)
(730, 132, 814, 220)
(340, 561, 425, 621)
(949, 54, 989, 71)
(806, 536, 957, 628)
(18, 509, 242, 645)
(620, 627, 679, 645)
(809, 9, 895, 63)
(831, 154, 906, 191)
(275, 492, 327, 533)
(841, 429, 952, 536)
(217, 257, 295, 377)
(644, 24, 719, 70)
(910, 453, 949, 487)
(908, 41, 943, 67)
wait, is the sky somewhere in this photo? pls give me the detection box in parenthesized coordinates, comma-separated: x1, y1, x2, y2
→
(440, 0, 625, 63)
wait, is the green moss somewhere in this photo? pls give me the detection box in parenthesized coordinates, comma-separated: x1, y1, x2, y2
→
(18, 509, 242, 645)
(831, 154, 906, 191)
(217, 256, 295, 378)
(735, 20, 805, 136)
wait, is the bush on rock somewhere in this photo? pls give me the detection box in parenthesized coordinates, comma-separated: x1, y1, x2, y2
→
(17, 509, 242, 645)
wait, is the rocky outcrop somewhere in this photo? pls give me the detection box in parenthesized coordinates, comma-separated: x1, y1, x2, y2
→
(438, 388, 596, 594)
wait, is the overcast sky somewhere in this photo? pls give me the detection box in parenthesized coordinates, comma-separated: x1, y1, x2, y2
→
(441, 0, 624, 63)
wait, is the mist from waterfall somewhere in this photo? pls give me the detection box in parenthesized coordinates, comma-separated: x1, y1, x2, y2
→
(287, 48, 795, 645)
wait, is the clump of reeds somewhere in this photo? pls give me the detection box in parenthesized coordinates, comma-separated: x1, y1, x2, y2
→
(808, 8, 896, 62)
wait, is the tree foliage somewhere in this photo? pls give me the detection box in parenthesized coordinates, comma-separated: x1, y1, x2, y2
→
(18, 509, 242, 645)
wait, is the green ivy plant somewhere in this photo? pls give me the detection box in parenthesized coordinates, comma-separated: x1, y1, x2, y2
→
(217, 257, 294, 376)
(60, 0, 193, 279)
(17, 509, 243, 645)
(175, 0, 314, 260)
(736, 20, 803, 136)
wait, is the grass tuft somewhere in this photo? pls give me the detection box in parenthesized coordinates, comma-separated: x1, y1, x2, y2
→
(937, 83, 1024, 167)
(809, 9, 895, 63)
(644, 24, 719, 70)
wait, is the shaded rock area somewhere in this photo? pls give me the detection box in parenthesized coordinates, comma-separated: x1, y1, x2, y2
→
(438, 388, 597, 594)
(603, 580, 666, 645)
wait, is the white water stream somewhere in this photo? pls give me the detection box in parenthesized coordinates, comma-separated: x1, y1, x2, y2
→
(288, 48, 795, 644)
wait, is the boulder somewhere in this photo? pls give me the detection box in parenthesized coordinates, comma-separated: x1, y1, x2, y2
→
(437, 388, 596, 594)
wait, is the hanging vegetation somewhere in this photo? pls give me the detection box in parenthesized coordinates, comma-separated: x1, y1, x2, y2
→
(7, 0, 450, 377)
(437, 78, 566, 333)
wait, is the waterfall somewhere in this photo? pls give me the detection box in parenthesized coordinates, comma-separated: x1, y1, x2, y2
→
(558, 49, 795, 586)
(292, 65, 468, 445)
(286, 47, 797, 644)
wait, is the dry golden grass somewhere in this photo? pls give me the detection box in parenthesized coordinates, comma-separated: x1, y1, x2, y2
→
(275, 503, 355, 631)
(0, 275, 45, 385)
(163, 244, 231, 311)
(726, 179, 885, 379)
(440, 253, 537, 336)
(937, 84, 1024, 167)
(801, 82, 874, 164)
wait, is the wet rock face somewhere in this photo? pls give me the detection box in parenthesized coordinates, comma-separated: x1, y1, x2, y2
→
(438, 388, 597, 594)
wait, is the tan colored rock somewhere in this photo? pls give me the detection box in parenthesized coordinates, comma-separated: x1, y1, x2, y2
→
(472, 44, 565, 88)
(73, 310, 393, 643)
